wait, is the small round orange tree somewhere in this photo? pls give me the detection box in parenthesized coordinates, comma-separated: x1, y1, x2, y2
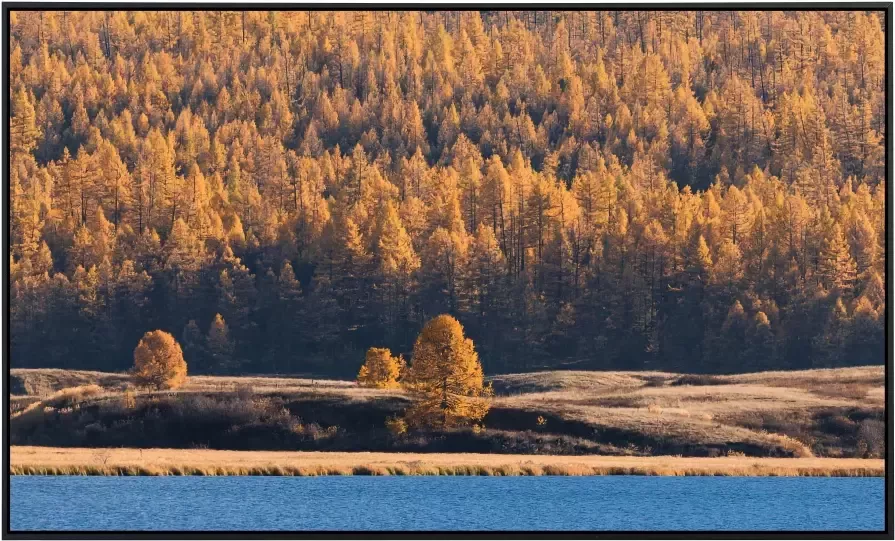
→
(357, 347, 404, 388)
(132, 330, 188, 390)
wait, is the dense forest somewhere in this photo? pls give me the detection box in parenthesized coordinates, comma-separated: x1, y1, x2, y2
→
(8, 10, 886, 376)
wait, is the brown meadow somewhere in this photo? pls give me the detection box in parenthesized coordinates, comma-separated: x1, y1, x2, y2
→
(11, 365, 883, 462)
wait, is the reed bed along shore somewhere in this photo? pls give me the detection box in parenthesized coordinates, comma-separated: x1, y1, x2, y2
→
(10, 447, 883, 477)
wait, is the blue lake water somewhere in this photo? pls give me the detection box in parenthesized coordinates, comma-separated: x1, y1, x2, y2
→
(10, 476, 884, 531)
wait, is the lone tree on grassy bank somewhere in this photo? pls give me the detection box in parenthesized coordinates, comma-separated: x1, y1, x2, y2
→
(404, 315, 492, 428)
(357, 347, 405, 388)
(132, 330, 187, 390)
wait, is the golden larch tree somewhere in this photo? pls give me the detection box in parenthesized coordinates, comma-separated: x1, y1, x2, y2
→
(207, 313, 236, 372)
(132, 330, 188, 390)
(404, 314, 491, 428)
(357, 347, 405, 388)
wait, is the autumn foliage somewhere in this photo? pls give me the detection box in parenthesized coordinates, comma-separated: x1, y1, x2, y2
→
(357, 347, 404, 388)
(7, 11, 886, 377)
(132, 330, 188, 390)
(404, 315, 492, 428)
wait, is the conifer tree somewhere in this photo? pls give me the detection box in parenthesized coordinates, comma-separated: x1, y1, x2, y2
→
(132, 330, 187, 390)
(357, 346, 405, 388)
(206, 313, 236, 373)
(404, 314, 491, 428)
(10, 87, 40, 157)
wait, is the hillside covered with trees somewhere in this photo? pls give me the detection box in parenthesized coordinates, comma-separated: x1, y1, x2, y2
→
(9, 10, 886, 376)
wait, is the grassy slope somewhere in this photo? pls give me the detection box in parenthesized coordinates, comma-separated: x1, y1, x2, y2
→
(491, 366, 884, 458)
(10, 366, 884, 459)
(10, 368, 356, 396)
(9, 446, 883, 477)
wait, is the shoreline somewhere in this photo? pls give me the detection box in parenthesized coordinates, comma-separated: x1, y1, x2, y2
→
(10, 447, 883, 477)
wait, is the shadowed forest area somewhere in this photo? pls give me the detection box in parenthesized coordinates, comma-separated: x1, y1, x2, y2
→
(9, 10, 886, 377)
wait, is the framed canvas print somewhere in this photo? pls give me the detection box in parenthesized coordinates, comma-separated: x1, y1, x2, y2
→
(3, 2, 891, 538)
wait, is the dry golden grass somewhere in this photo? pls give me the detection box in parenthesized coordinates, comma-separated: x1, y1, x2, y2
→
(489, 370, 672, 395)
(11, 369, 406, 404)
(491, 366, 883, 458)
(12, 384, 109, 426)
(11, 369, 132, 396)
(11, 368, 361, 396)
(45, 384, 104, 404)
(726, 365, 883, 385)
(12, 366, 882, 459)
(724, 366, 884, 405)
(9, 446, 882, 477)
(491, 366, 882, 398)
